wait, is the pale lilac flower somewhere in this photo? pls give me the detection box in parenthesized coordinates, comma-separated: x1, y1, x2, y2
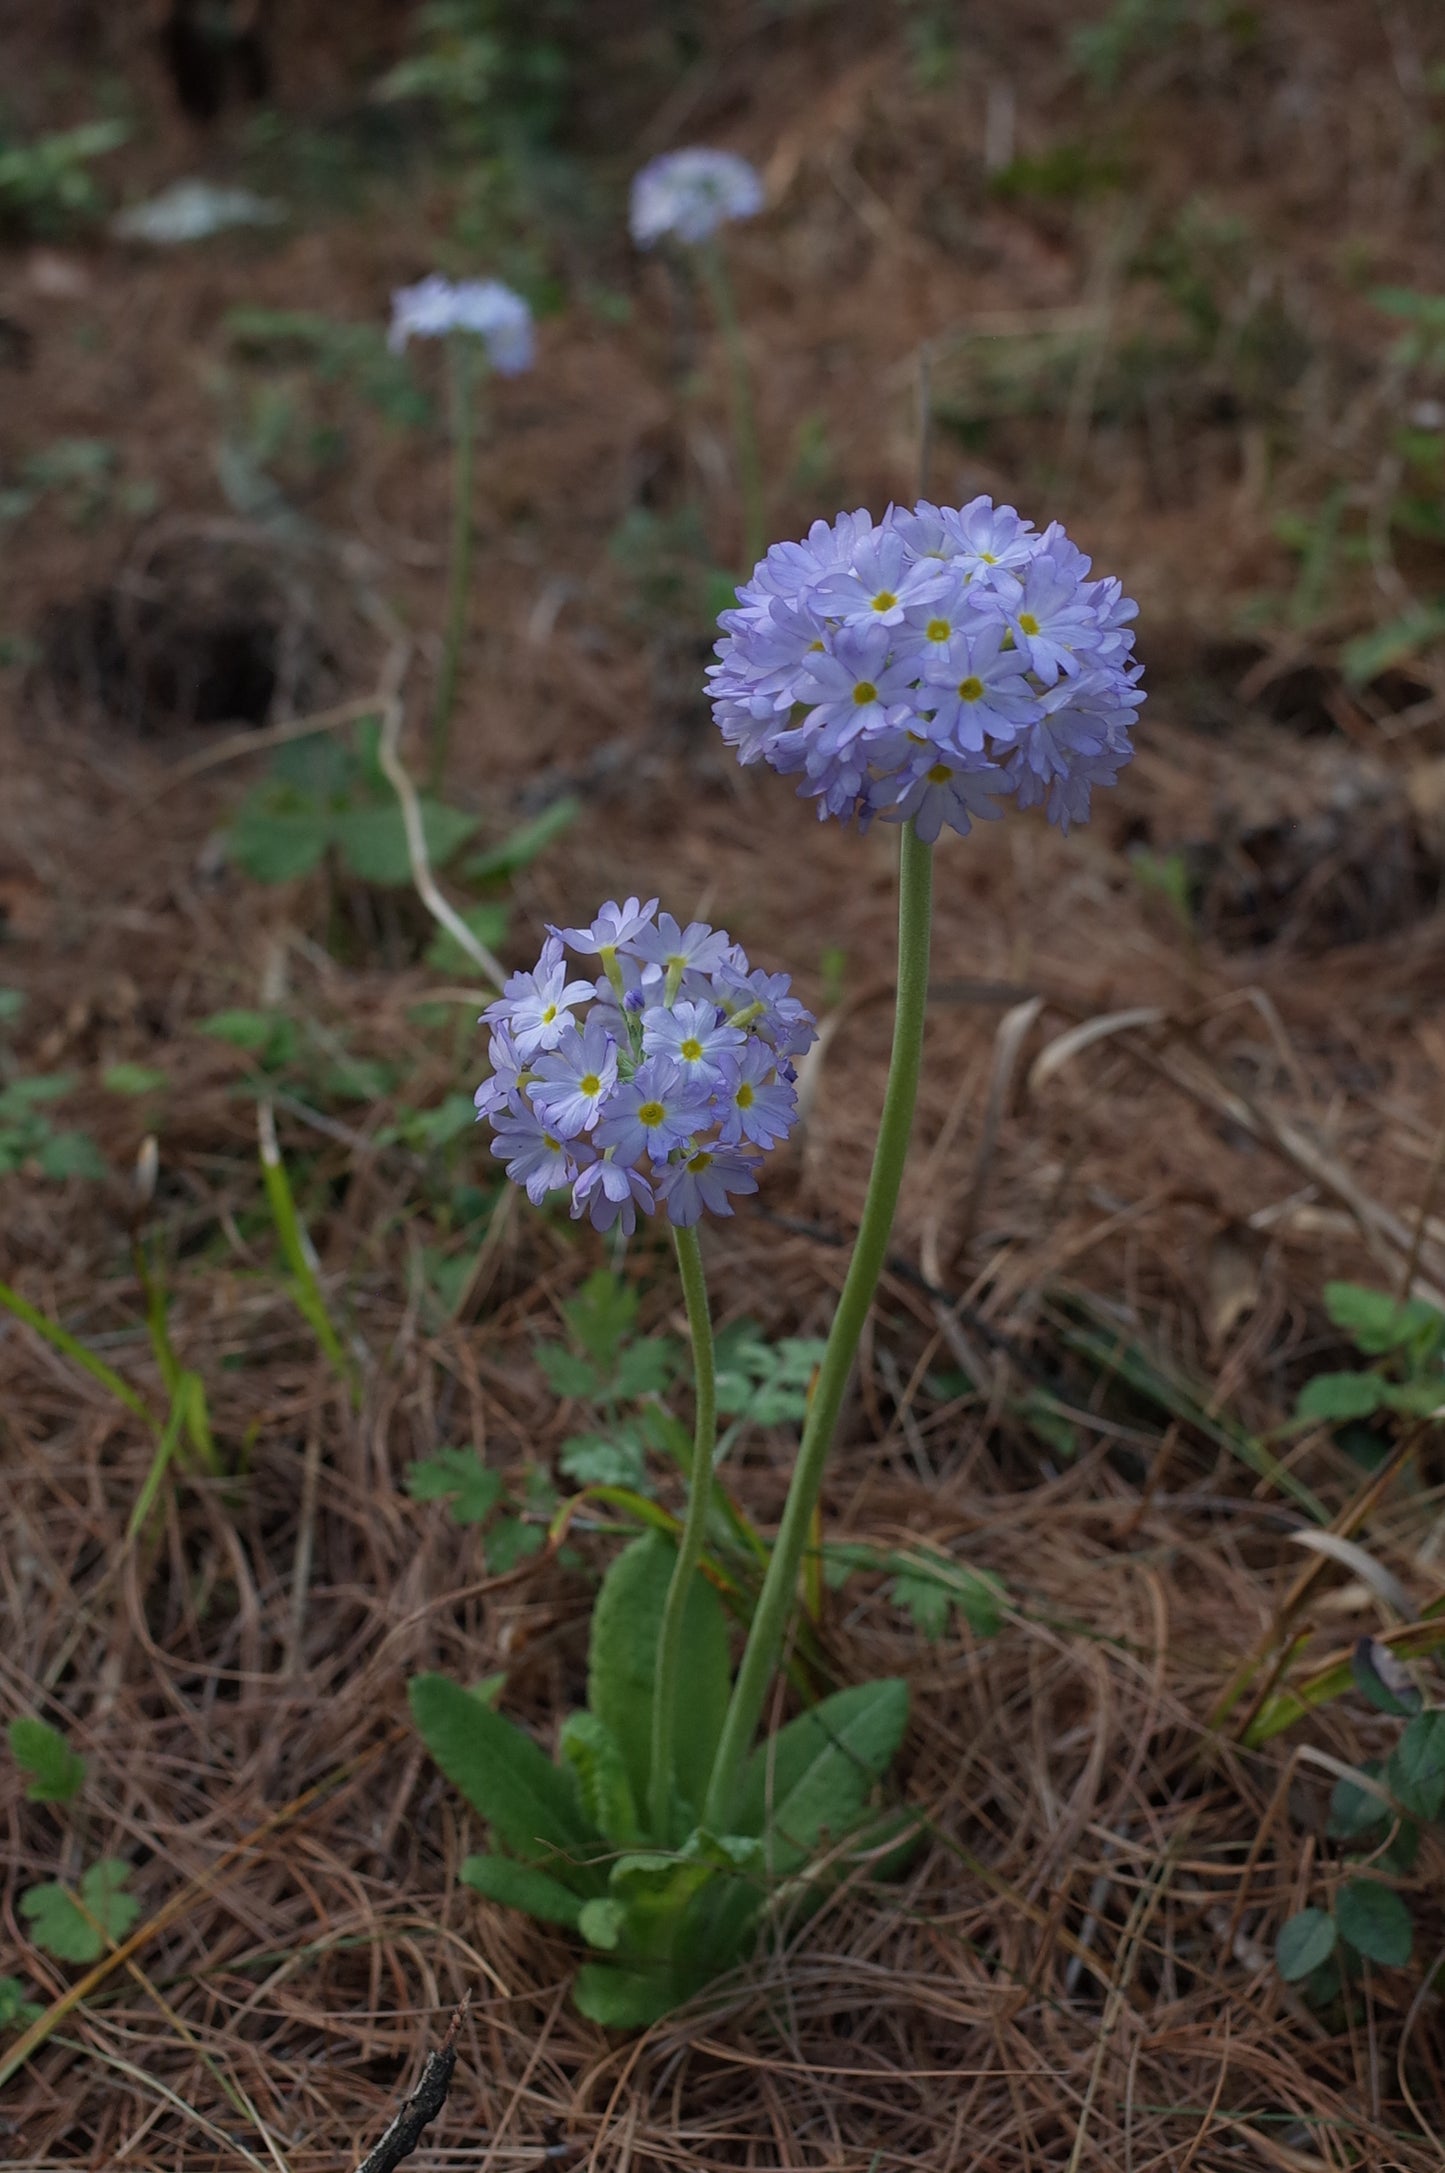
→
(630, 148, 764, 248)
(571, 1158, 654, 1236)
(527, 1017, 619, 1139)
(484, 937, 593, 1058)
(717, 1042, 797, 1149)
(554, 896, 658, 954)
(630, 913, 735, 987)
(876, 746, 1011, 844)
(388, 275, 534, 374)
(489, 1108, 580, 1204)
(593, 1058, 711, 1167)
(817, 528, 950, 629)
(921, 623, 1042, 752)
(794, 626, 917, 756)
(642, 999, 745, 1085)
(657, 1148, 759, 1226)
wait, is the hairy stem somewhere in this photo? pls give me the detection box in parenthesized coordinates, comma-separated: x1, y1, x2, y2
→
(703, 822, 934, 1829)
(649, 1220, 718, 1841)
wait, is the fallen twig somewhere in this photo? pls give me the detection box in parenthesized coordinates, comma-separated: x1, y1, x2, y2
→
(353, 1995, 469, 2173)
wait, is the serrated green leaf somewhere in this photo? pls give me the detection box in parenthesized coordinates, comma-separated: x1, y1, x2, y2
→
(1277, 1907, 1337, 1981)
(587, 1532, 732, 1833)
(484, 1515, 545, 1574)
(8, 1716, 86, 1803)
(1296, 1371, 1391, 1422)
(559, 1429, 651, 1492)
(21, 1860, 138, 1963)
(560, 1713, 642, 1848)
(1323, 1282, 1444, 1356)
(611, 1338, 678, 1399)
(564, 1271, 638, 1369)
(405, 1446, 502, 1525)
(227, 799, 331, 883)
(535, 1342, 603, 1399)
(460, 1853, 583, 1928)
(409, 1674, 600, 1882)
(736, 1678, 909, 1874)
(1388, 1711, 1445, 1822)
(1336, 1878, 1412, 1966)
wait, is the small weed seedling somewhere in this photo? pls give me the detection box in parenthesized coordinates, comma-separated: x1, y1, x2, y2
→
(8, 1718, 140, 1967)
(1294, 1281, 1445, 1433)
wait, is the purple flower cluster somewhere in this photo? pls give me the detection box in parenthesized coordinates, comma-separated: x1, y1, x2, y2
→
(388, 275, 535, 374)
(630, 149, 765, 248)
(475, 898, 816, 1236)
(707, 499, 1144, 837)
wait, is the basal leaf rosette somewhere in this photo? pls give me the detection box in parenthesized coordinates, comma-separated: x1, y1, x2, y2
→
(707, 497, 1144, 836)
(475, 897, 816, 1234)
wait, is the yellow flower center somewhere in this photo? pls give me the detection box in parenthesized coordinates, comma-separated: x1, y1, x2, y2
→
(852, 680, 878, 705)
(735, 1081, 755, 1109)
(927, 763, 953, 784)
(687, 1151, 713, 1173)
(807, 638, 824, 651)
(541, 1004, 558, 1024)
(1017, 612, 1040, 636)
(680, 1038, 703, 1062)
(926, 618, 951, 643)
(638, 1101, 665, 1127)
(870, 590, 898, 613)
(980, 551, 997, 564)
(957, 675, 984, 702)
(580, 1074, 600, 1096)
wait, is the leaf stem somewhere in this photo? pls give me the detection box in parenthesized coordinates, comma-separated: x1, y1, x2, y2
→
(697, 239, 764, 574)
(703, 822, 934, 1828)
(649, 1221, 718, 1841)
(430, 331, 478, 788)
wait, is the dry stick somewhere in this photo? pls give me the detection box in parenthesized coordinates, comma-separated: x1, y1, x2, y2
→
(353, 1994, 469, 2173)
(374, 653, 507, 992)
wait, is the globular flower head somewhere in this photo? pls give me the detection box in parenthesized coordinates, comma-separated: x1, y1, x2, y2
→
(630, 148, 765, 248)
(707, 497, 1143, 837)
(476, 904, 816, 1230)
(388, 275, 535, 374)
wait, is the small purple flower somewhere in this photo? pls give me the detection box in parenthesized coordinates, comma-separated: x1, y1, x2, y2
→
(526, 1016, 619, 1139)
(795, 625, 918, 756)
(657, 1147, 759, 1227)
(717, 1041, 797, 1149)
(484, 937, 594, 1059)
(473, 1023, 527, 1120)
(876, 747, 1010, 844)
(630, 913, 736, 987)
(388, 275, 534, 374)
(630, 148, 765, 248)
(554, 896, 658, 954)
(817, 527, 951, 630)
(921, 622, 1042, 752)
(642, 998, 745, 1084)
(593, 1057, 711, 1166)
(571, 1157, 655, 1236)
(489, 1108, 581, 1205)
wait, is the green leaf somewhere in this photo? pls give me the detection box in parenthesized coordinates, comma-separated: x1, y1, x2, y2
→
(587, 1532, 732, 1831)
(423, 901, 510, 975)
(1388, 1711, 1445, 1822)
(1336, 1878, 1412, 1967)
(405, 1446, 502, 1526)
(578, 1897, 627, 1951)
(890, 1571, 951, 1640)
(408, 1674, 599, 1879)
(535, 1342, 602, 1399)
(0, 987, 25, 1025)
(36, 1131, 106, 1180)
(565, 1271, 638, 1369)
(333, 799, 476, 885)
(611, 1338, 679, 1399)
(1327, 1763, 1391, 1841)
(227, 799, 331, 883)
(460, 1853, 583, 1928)
(484, 1515, 545, 1574)
(1295, 1371, 1391, 1422)
(0, 1976, 42, 2030)
(8, 1716, 86, 1803)
(1277, 1907, 1337, 1982)
(0, 1073, 74, 1111)
(559, 1429, 651, 1492)
(200, 1009, 296, 1065)
(572, 1961, 674, 2028)
(461, 797, 580, 883)
(737, 1678, 909, 1873)
(101, 1062, 167, 1096)
(1323, 1282, 1444, 1357)
(21, 1861, 138, 1963)
(560, 1713, 643, 1848)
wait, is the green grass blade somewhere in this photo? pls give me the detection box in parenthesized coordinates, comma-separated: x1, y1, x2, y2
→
(257, 1103, 361, 1405)
(0, 1278, 155, 1432)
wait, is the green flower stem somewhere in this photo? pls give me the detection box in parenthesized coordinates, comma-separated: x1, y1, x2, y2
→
(697, 239, 764, 573)
(430, 331, 479, 789)
(703, 822, 934, 1829)
(649, 1220, 718, 1842)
